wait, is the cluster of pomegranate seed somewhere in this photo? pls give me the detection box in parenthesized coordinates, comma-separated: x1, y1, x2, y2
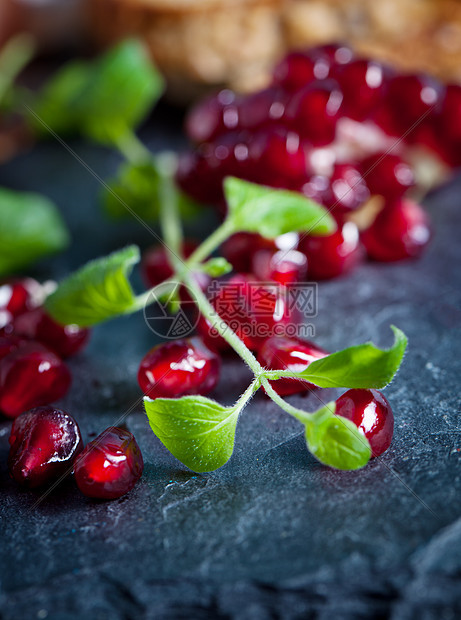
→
(0, 278, 90, 419)
(8, 406, 143, 499)
(175, 42, 461, 278)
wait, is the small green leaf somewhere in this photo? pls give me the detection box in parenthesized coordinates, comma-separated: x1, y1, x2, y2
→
(45, 246, 140, 326)
(0, 187, 69, 276)
(293, 326, 407, 389)
(305, 403, 371, 470)
(224, 176, 336, 238)
(103, 161, 161, 220)
(200, 257, 233, 277)
(144, 395, 239, 472)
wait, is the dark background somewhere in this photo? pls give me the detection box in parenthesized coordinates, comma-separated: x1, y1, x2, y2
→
(0, 107, 460, 619)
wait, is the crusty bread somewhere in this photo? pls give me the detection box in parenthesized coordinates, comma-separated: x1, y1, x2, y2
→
(87, 0, 461, 100)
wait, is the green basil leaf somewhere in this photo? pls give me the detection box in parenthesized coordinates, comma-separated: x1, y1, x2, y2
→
(200, 257, 233, 277)
(305, 402, 371, 470)
(45, 245, 140, 326)
(102, 161, 161, 220)
(224, 176, 336, 238)
(0, 187, 69, 276)
(144, 395, 239, 472)
(293, 326, 407, 389)
(80, 39, 164, 144)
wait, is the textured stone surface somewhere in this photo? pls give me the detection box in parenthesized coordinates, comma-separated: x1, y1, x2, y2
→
(0, 108, 460, 619)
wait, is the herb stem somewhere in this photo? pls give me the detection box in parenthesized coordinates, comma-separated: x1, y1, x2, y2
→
(115, 130, 152, 164)
(0, 35, 35, 106)
(185, 219, 235, 267)
(260, 377, 312, 426)
(157, 152, 184, 269)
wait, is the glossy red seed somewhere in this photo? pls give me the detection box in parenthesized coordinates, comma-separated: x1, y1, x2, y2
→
(7, 307, 90, 359)
(333, 59, 387, 121)
(310, 43, 354, 66)
(176, 149, 225, 205)
(361, 198, 431, 262)
(185, 89, 240, 144)
(0, 278, 41, 316)
(197, 274, 298, 351)
(285, 80, 343, 146)
(437, 84, 461, 167)
(138, 337, 220, 399)
(361, 153, 415, 200)
(258, 335, 328, 396)
(299, 221, 363, 280)
(0, 335, 28, 361)
(335, 388, 394, 457)
(0, 342, 71, 418)
(238, 87, 288, 130)
(326, 163, 370, 214)
(249, 126, 309, 184)
(272, 51, 330, 92)
(8, 406, 83, 488)
(252, 249, 308, 286)
(74, 427, 143, 500)
(220, 232, 277, 273)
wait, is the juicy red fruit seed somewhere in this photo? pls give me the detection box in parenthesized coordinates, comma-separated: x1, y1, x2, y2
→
(438, 84, 461, 167)
(252, 249, 308, 286)
(335, 389, 394, 457)
(285, 80, 343, 146)
(326, 163, 370, 214)
(272, 51, 330, 92)
(185, 89, 240, 144)
(361, 198, 431, 262)
(237, 87, 288, 131)
(138, 337, 220, 399)
(0, 335, 28, 361)
(0, 278, 41, 317)
(333, 59, 388, 121)
(299, 222, 363, 280)
(361, 153, 415, 200)
(74, 427, 143, 500)
(258, 335, 329, 396)
(0, 342, 71, 418)
(220, 232, 276, 273)
(8, 406, 83, 488)
(310, 43, 354, 66)
(6, 307, 90, 359)
(249, 126, 309, 184)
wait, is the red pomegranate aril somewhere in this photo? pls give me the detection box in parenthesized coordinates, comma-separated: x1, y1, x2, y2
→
(220, 232, 276, 273)
(258, 335, 329, 396)
(176, 150, 225, 205)
(0, 342, 71, 418)
(333, 59, 387, 121)
(185, 89, 240, 144)
(361, 153, 415, 200)
(198, 274, 298, 351)
(249, 126, 309, 184)
(238, 87, 288, 130)
(438, 84, 461, 167)
(8, 307, 90, 359)
(0, 335, 29, 361)
(299, 221, 363, 280)
(252, 249, 308, 286)
(361, 198, 431, 262)
(285, 80, 343, 146)
(8, 406, 83, 488)
(272, 51, 330, 92)
(335, 388, 394, 457)
(327, 163, 370, 214)
(0, 278, 41, 317)
(311, 43, 354, 66)
(138, 337, 220, 399)
(74, 427, 143, 500)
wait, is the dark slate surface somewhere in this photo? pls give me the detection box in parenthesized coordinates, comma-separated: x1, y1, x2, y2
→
(1, 108, 461, 619)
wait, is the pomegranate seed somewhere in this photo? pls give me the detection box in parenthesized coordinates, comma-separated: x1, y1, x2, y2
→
(257, 335, 328, 396)
(252, 249, 308, 286)
(361, 153, 415, 200)
(333, 59, 388, 121)
(438, 84, 461, 167)
(220, 233, 276, 273)
(7, 307, 90, 359)
(176, 149, 225, 205)
(285, 80, 343, 146)
(311, 43, 354, 66)
(185, 89, 240, 144)
(297, 174, 333, 206)
(272, 51, 330, 92)
(74, 427, 143, 500)
(361, 198, 431, 262)
(197, 274, 298, 351)
(335, 388, 394, 457)
(326, 163, 370, 215)
(299, 221, 363, 280)
(238, 87, 288, 130)
(0, 335, 28, 361)
(0, 278, 41, 317)
(8, 406, 83, 488)
(0, 342, 71, 418)
(249, 126, 309, 184)
(138, 337, 220, 399)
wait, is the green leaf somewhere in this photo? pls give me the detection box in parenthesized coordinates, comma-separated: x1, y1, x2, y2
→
(144, 395, 239, 472)
(305, 403, 371, 470)
(200, 257, 233, 277)
(103, 161, 161, 220)
(292, 326, 407, 389)
(80, 39, 164, 144)
(45, 245, 140, 327)
(31, 39, 164, 142)
(224, 176, 336, 238)
(0, 187, 69, 276)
